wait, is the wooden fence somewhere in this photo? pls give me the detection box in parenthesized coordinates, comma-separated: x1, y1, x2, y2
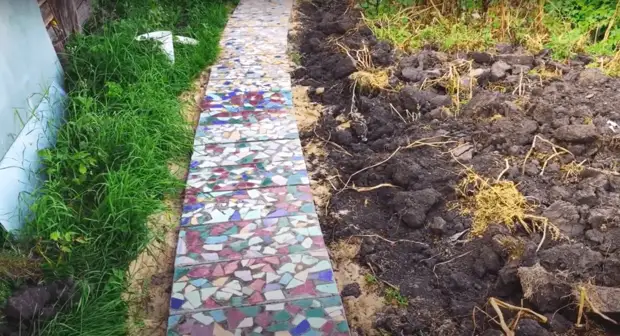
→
(38, 0, 91, 52)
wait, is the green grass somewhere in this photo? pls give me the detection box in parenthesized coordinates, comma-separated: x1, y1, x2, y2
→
(384, 287, 409, 307)
(361, 0, 620, 65)
(11, 0, 235, 334)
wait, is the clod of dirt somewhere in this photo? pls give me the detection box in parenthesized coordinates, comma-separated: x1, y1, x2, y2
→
(541, 200, 582, 238)
(331, 55, 357, 79)
(461, 90, 508, 118)
(577, 68, 609, 86)
(579, 285, 620, 314)
(341, 283, 362, 298)
(371, 41, 393, 66)
(539, 243, 603, 274)
(469, 51, 494, 64)
(496, 54, 535, 66)
(4, 280, 76, 320)
(553, 124, 600, 143)
(317, 15, 355, 35)
(588, 207, 619, 229)
(545, 313, 574, 333)
(491, 60, 512, 81)
(401, 67, 422, 82)
(400, 86, 451, 113)
(518, 264, 572, 313)
(389, 189, 441, 229)
(515, 318, 551, 336)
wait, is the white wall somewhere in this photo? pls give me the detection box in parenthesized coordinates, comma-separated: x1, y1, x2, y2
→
(0, 0, 65, 231)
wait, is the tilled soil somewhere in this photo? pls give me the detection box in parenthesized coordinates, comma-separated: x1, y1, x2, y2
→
(293, 1, 620, 335)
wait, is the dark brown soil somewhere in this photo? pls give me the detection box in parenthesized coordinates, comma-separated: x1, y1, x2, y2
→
(293, 1, 620, 335)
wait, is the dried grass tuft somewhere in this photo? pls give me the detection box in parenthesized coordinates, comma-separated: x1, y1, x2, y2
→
(455, 168, 561, 240)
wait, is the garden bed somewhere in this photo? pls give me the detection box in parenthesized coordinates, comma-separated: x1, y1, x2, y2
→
(292, 0, 620, 335)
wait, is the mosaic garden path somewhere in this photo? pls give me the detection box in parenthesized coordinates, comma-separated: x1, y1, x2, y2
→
(168, 0, 350, 334)
(168, 296, 349, 336)
(170, 251, 338, 312)
(190, 139, 304, 168)
(175, 214, 324, 266)
(181, 185, 316, 226)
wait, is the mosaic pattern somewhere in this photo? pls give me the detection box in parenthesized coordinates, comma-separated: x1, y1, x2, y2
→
(193, 115, 299, 145)
(190, 139, 304, 168)
(220, 40, 288, 56)
(170, 251, 338, 311)
(200, 90, 292, 113)
(223, 26, 288, 37)
(210, 64, 290, 80)
(186, 159, 308, 192)
(198, 110, 290, 126)
(169, 0, 350, 333)
(215, 54, 289, 68)
(168, 296, 350, 336)
(206, 77, 291, 93)
(225, 18, 289, 29)
(221, 30, 288, 42)
(181, 185, 316, 226)
(176, 214, 324, 266)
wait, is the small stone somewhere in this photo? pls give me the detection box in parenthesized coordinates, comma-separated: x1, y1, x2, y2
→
(429, 216, 447, 235)
(315, 87, 325, 94)
(452, 144, 474, 162)
(490, 60, 511, 81)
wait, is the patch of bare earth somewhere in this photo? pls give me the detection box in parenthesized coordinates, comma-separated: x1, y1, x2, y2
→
(125, 72, 208, 335)
(290, 5, 385, 332)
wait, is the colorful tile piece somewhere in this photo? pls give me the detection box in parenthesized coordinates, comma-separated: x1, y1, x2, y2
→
(181, 185, 316, 226)
(193, 114, 299, 145)
(199, 110, 291, 126)
(191, 139, 304, 168)
(186, 158, 308, 192)
(206, 77, 291, 93)
(170, 250, 339, 312)
(234, 1, 293, 11)
(200, 90, 292, 113)
(175, 214, 324, 266)
(223, 26, 289, 37)
(225, 17, 289, 28)
(167, 296, 349, 336)
(220, 38, 288, 56)
(228, 13, 291, 22)
(223, 27, 288, 38)
(221, 29, 288, 41)
(210, 64, 290, 80)
(215, 54, 289, 69)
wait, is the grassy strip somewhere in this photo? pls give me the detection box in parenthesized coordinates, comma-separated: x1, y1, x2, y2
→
(360, 0, 620, 71)
(8, 0, 234, 334)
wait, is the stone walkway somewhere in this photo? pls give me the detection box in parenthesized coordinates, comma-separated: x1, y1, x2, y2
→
(166, 0, 351, 335)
